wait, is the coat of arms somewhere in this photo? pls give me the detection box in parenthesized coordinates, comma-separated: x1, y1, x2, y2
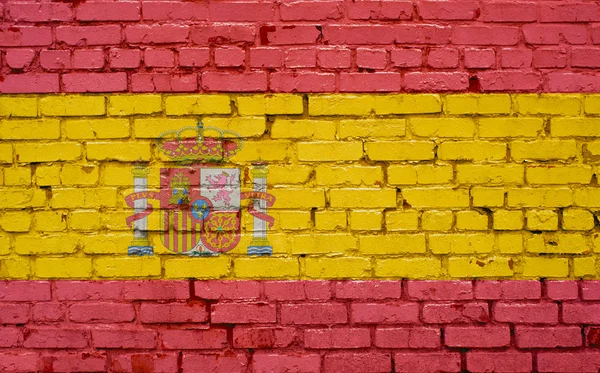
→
(124, 121, 275, 256)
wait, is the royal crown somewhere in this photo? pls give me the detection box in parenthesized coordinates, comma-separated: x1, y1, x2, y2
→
(158, 120, 243, 163)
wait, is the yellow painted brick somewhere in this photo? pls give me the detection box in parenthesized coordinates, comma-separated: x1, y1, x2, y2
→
(516, 94, 581, 115)
(165, 95, 231, 115)
(472, 187, 505, 208)
(526, 210, 558, 231)
(479, 118, 544, 138)
(87, 142, 151, 161)
(422, 210, 453, 231)
(51, 188, 117, 209)
(95, 257, 161, 278)
(236, 95, 303, 115)
(388, 165, 453, 185)
(204, 117, 266, 138)
(309, 95, 374, 116)
(445, 94, 512, 114)
(234, 258, 299, 278)
(574, 257, 596, 277)
(522, 257, 569, 277)
(279, 211, 311, 230)
(374, 94, 442, 114)
(100, 211, 130, 231)
(350, 210, 382, 231)
(65, 119, 130, 139)
(429, 234, 494, 254)
(448, 257, 514, 278)
(35, 166, 60, 186)
(329, 188, 396, 208)
(15, 143, 81, 163)
(305, 257, 371, 278)
(511, 140, 577, 162)
(266, 165, 312, 185)
(36, 258, 92, 279)
(231, 141, 289, 162)
(0, 144, 12, 164)
(69, 210, 101, 231)
(0, 234, 10, 255)
(386, 210, 419, 231)
(456, 211, 488, 231)
(0, 212, 31, 232)
(34, 211, 67, 232)
(575, 188, 600, 208)
(527, 233, 589, 254)
(40, 96, 106, 116)
(61, 165, 99, 186)
(507, 188, 572, 208)
(269, 189, 325, 208)
(337, 119, 406, 139)
(291, 234, 355, 254)
(584, 95, 600, 114)
(272, 119, 336, 140)
(164, 257, 230, 279)
(359, 234, 426, 254)
(438, 141, 506, 161)
(315, 165, 382, 186)
(297, 141, 363, 161)
(562, 208, 594, 231)
(493, 210, 524, 230)
(498, 233, 523, 254)
(0, 97, 37, 117)
(108, 95, 162, 115)
(102, 164, 159, 188)
(585, 142, 600, 157)
(526, 165, 592, 185)
(15, 235, 78, 255)
(0, 189, 45, 209)
(0, 119, 60, 139)
(375, 258, 441, 278)
(0, 257, 30, 279)
(410, 118, 475, 138)
(403, 188, 469, 208)
(81, 234, 130, 254)
(315, 211, 347, 230)
(457, 164, 524, 185)
(553, 117, 600, 137)
(4, 167, 31, 186)
(134, 118, 195, 138)
(365, 141, 435, 161)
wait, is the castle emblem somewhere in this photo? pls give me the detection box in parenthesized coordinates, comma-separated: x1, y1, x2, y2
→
(125, 121, 275, 256)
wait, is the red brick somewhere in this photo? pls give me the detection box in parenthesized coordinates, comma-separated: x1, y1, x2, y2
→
(33, 303, 65, 322)
(500, 49, 533, 69)
(270, 72, 336, 92)
(0, 73, 59, 93)
(464, 48, 496, 69)
(356, 48, 387, 69)
(493, 302, 558, 324)
(0, 281, 50, 301)
(285, 48, 317, 68)
(325, 25, 396, 45)
(522, 24, 588, 45)
(215, 47, 246, 67)
(124, 281, 190, 300)
(395, 25, 452, 44)
(546, 72, 600, 92)
(547, 281, 579, 300)
(533, 48, 567, 68)
(340, 73, 402, 92)
(202, 72, 267, 92)
(479, 71, 541, 91)
(422, 302, 489, 323)
(72, 49, 105, 69)
(351, 302, 419, 324)
(538, 352, 600, 372)
(260, 25, 321, 46)
(161, 329, 227, 350)
(281, 303, 347, 325)
(144, 49, 175, 68)
(348, 0, 413, 20)
(375, 327, 440, 348)
(110, 49, 142, 69)
(582, 281, 600, 300)
(63, 73, 127, 93)
(304, 281, 333, 300)
(407, 280, 472, 300)
(572, 48, 600, 68)
(281, 1, 342, 21)
(93, 329, 156, 349)
(139, 302, 208, 323)
(317, 48, 352, 69)
(563, 303, 600, 324)
(211, 303, 276, 324)
(404, 72, 468, 91)
(233, 327, 297, 348)
(0, 327, 22, 348)
(428, 48, 459, 68)
(250, 48, 283, 68)
(391, 49, 423, 68)
(419, 1, 479, 20)
(7, 3, 72, 22)
(5, 49, 36, 70)
(126, 25, 189, 44)
(0, 353, 39, 372)
(467, 351, 532, 373)
(182, 352, 248, 373)
(264, 281, 305, 300)
(0, 304, 28, 324)
(56, 26, 122, 46)
(252, 353, 321, 373)
(453, 25, 519, 45)
(195, 281, 260, 300)
(24, 329, 87, 349)
(445, 326, 510, 348)
(586, 326, 600, 347)
(192, 24, 255, 45)
(111, 353, 179, 373)
(0, 26, 52, 47)
(55, 281, 123, 301)
(132, 73, 198, 92)
(44, 352, 106, 373)
(76, 2, 140, 21)
(179, 48, 210, 68)
(323, 352, 391, 373)
(209, 2, 274, 22)
(304, 328, 371, 349)
(474, 280, 541, 300)
(539, 2, 600, 23)
(481, 1, 537, 22)
(515, 326, 582, 348)
(40, 50, 71, 70)
(395, 352, 461, 373)
(594, 25, 600, 44)
(336, 281, 402, 300)
(142, 2, 208, 21)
